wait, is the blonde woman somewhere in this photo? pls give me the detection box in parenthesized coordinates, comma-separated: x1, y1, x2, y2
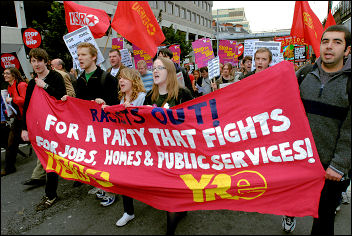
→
(144, 56, 193, 234)
(101, 67, 146, 226)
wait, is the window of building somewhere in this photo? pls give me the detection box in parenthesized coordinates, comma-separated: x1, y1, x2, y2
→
(229, 11, 244, 17)
(180, 8, 185, 18)
(196, 14, 200, 24)
(167, 2, 173, 15)
(187, 10, 191, 21)
(174, 5, 179, 17)
(201, 16, 204, 26)
(192, 12, 196, 22)
(157, 1, 165, 11)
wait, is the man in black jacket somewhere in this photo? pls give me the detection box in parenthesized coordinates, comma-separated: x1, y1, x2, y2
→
(21, 48, 67, 211)
(62, 42, 118, 106)
(62, 42, 119, 206)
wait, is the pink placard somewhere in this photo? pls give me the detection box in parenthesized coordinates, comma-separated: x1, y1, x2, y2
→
(112, 37, 124, 50)
(168, 44, 181, 65)
(132, 44, 153, 71)
(218, 40, 238, 66)
(192, 38, 214, 68)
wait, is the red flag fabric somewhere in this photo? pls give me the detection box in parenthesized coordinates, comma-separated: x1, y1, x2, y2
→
(26, 61, 325, 217)
(63, 1, 111, 39)
(111, 1, 165, 57)
(324, 10, 337, 31)
(290, 1, 324, 58)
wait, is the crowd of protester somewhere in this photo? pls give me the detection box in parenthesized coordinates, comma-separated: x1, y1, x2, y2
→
(1, 25, 350, 235)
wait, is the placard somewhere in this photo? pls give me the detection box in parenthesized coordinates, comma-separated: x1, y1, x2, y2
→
(63, 26, 105, 72)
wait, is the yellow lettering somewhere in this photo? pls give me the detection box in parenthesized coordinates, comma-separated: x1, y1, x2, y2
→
(205, 174, 232, 201)
(180, 174, 213, 202)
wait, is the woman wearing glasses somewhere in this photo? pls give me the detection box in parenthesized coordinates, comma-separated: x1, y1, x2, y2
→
(1, 67, 28, 176)
(144, 56, 193, 235)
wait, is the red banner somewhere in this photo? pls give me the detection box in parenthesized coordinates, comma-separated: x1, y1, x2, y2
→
(290, 1, 324, 57)
(111, 1, 165, 57)
(63, 1, 111, 39)
(26, 61, 325, 217)
(324, 10, 336, 31)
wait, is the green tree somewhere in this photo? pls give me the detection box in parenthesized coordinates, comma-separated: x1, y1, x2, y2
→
(161, 24, 192, 63)
(32, 1, 72, 71)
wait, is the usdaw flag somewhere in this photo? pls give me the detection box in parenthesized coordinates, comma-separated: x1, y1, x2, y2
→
(111, 1, 165, 57)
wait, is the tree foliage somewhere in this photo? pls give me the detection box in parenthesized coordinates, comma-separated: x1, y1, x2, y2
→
(161, 25, 193, 63)
(32, 2, 72, 71)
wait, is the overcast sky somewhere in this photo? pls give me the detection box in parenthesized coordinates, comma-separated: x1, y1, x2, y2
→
(212, 1, 340, 32)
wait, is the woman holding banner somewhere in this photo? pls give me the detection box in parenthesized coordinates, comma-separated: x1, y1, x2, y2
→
(1, 67, 28, 176)
(102, 67, 146, 226)
(144, 56, 193, 235)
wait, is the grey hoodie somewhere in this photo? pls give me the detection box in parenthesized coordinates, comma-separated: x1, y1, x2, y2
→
(299, 54, 351, 176)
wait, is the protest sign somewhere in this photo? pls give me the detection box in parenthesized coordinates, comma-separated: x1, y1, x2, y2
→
(207, 56, 220, 80)
(251, 41, 282, 71)
(132, 44, 153, 71)
(176, 71, 185, 87)
(243, 39, 259, 58)
(26, 61, 325, 217)
(1, 53, 21, 70)
(1, 90, 15, 117)
(169, 45, 181, 65)
(294, 46, 307, 62)
(274, 36, 307, 52)
(237, 43, 244, 57)
(218, 40, 238, 66)
(120, 49, 133, 68)
(21, 28, 42, 57)
(63, 26, 105, 72)
(192, 38, 215, 68)
(112, 37, 124, 50)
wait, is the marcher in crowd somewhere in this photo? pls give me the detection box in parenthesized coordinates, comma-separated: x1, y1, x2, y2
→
(239, 50, 271, 80)
(238, 56, 253, 80)
(106, 48, 126, 97)
(1, 67, 28, 176)
(157, 47, 195, 97)
(137, 60, 153, 92)
(21, 48, 67, 211)
(102, 67, 146, 227)
(192, 69, 200, 95)
(197, 66, 212, 96)
(212, 62, 239, 90)
(50, 58, 76, 97)
(282, 25, 351, 235)
(62, 42, 119, 207)
(70, 68, 78, 79)
(144, 56, 193, 235)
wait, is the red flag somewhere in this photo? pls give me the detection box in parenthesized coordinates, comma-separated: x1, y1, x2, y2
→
(111, 1, 165, 57)
(324, 10, 336, 31)
(63, 1, 111, 39)
(290, 1, 323, 58)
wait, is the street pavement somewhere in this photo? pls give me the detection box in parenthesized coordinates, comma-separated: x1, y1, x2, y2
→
(1, 144, 351, 235)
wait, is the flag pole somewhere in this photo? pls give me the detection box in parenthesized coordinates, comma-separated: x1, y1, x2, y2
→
(102, 27, 112, 55)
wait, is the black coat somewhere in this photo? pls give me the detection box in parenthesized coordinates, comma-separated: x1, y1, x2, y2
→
(22, 70, 66, 130)
(76, 66, 119, 105)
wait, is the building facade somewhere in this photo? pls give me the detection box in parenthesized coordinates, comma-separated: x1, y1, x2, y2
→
(212, 8, 251, 33)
